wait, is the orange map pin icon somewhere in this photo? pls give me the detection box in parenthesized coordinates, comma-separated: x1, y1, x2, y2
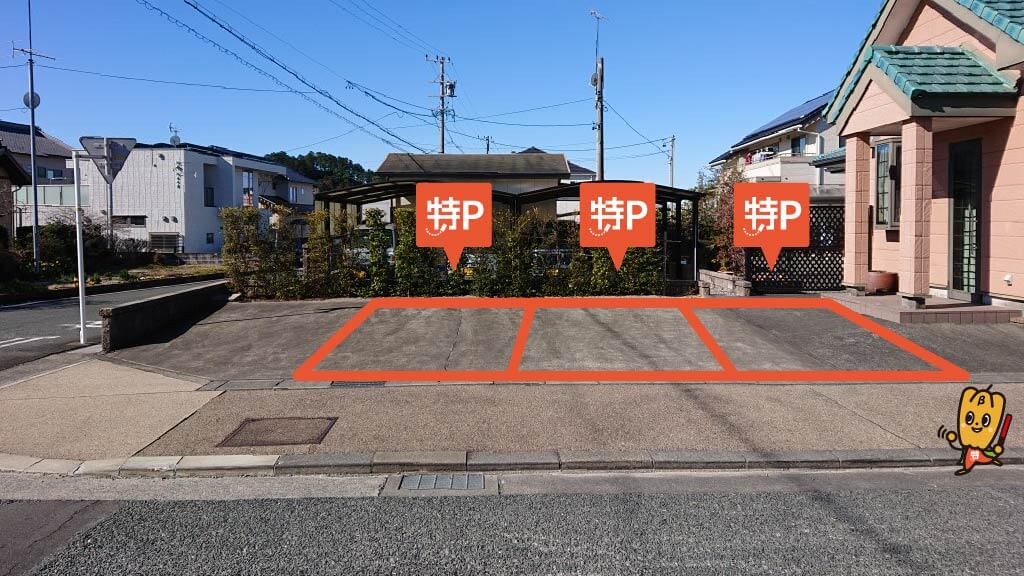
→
(579, 182, 655, 270)
(733, 182, 809, 269)
(416, 182, 492, 268)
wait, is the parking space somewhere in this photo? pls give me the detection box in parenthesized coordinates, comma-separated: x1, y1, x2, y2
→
(695, 308, 934, 371)
(520, 308, 720, 371)
(318, 307, 523, 372)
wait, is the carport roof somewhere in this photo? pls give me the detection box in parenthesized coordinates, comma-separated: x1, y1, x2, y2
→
(376, 152, 570, 178)
(315, 180, 702, 206)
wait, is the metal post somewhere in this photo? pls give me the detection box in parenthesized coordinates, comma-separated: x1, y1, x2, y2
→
(27, 0, 39, 272)
(669, 135, 676, 188)
(595, 57, 604, 181)
(692, 198, 700, 282)
(104, 137, 115, 250)
(439, 57, 445, 154)
(72, 150, 86, 344)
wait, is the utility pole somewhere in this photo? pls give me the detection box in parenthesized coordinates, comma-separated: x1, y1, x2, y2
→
(14, 0, 53, 273)
(590, 10, 606, 181)
(485, 136, 491, 154)
(428, 55, 454, 154)
(668, 134, 676, 187)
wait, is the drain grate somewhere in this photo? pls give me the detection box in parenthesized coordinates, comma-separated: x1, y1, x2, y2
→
(399, 473, 484, 491)
(217, 417, 337, 447)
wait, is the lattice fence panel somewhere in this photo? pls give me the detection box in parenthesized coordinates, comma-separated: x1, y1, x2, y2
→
(744, 205, 844, 293)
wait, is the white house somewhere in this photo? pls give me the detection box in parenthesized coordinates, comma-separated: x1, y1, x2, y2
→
(708, 91, 845, 196)
(13, 141, 317, 255)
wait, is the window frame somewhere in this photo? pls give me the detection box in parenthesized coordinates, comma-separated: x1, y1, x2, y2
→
(874, 141, 901, 230)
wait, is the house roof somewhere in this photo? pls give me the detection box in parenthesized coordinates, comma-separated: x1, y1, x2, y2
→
(0, 120, 73, 159)
(707, 90, 834, 165)
(809, 146, 847, 167)
(824, 0, 1024, 123)
(953, 0, 1024, 46)
(377, 153, 570, 178)
(285, 168, 317, 185)
(136, 141, 280, 165)
(518, 146, 595, 175)
(828, 45, 1016, 121)
(0, 147, 30, 185)
(733, 90, 835, 149)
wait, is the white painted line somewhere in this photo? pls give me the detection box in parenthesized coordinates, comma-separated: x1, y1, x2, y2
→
(60, 321, 102, 329)
(0, 336, 60, 348)
(0, 338, 24, 346)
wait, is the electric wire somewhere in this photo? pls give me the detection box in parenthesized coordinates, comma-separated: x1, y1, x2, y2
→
(184, 0, 426, 152)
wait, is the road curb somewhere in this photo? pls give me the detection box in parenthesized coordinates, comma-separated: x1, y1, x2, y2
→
(1, 449, 1020, 478)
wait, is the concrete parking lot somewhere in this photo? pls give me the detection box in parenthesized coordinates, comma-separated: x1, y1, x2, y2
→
(109, 297, 1024, 382)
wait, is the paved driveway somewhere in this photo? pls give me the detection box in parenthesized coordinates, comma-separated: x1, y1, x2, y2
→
(108, 297, 1024, 383)
(0, 280, 223, 371)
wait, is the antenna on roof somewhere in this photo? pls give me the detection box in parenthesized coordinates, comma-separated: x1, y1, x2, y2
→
(168, 123, 181, 146)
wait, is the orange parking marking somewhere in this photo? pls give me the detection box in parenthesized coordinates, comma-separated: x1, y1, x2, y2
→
(292, 297, 970, 383)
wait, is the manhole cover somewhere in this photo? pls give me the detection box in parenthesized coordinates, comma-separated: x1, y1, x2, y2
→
(217, 417, 337, 447)
(399, 473, 484, 491)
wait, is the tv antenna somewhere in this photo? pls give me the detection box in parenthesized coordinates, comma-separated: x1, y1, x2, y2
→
(168, 123, 181, 146)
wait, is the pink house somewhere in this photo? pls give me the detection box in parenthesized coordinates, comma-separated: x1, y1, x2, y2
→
(825, 0, 1024, 313)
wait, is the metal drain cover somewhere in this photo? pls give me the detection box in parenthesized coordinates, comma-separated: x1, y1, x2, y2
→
(399, 473, 484, 491)
(217, 417, 337, 447)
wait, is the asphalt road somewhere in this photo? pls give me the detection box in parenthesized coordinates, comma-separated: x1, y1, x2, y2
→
(5, 467, 1023, 575)
(0, 281, 222, 371)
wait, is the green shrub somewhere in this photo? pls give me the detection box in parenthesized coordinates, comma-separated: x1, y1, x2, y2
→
(393, 207, 441, 296)
(364, 208, 391, 297)
(493, 209, 539, 297)
(221, 206, 299, 299)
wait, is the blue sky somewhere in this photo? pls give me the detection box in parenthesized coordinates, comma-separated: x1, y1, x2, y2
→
(1, 0, 879, 188)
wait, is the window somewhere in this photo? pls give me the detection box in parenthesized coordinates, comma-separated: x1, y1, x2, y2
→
(13, 185, 90, 206)
(875, 142, 901, 228)
(790, 136, 806, 156)
(241, 170, 254, 205)
(113, 215, 147, 227)
(288, 185, 298, 203)
(35, 166, 63, 180)
(204, 186, 216, 207)
(206, 232, 215, 244)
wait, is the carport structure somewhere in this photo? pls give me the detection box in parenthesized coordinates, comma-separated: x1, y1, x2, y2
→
(315, 179, 704, 285)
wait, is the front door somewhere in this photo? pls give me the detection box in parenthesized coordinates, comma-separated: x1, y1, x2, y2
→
(948, 139, 982, 303)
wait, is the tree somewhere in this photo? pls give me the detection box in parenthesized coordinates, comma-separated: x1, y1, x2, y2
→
(699, 164, 746, 274)
(264, 151, 374, 191)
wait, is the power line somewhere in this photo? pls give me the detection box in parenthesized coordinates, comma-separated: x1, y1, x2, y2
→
(461, 98, 591, 120)
(184, 0, 426, 152)
(450, 113, 591, 127)
(0, 64, 25, 70)
(134, 0, 411, 152)
(323, 0, 424, 53)
(283, 112, 398, 152)
(604, 99, 669, 158)
(36, 63, 313, 93)
(0, 106, 28, 112)
(351, 0, 441, 54)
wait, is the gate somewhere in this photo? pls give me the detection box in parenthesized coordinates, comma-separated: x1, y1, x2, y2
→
(744, 200, 844, 293)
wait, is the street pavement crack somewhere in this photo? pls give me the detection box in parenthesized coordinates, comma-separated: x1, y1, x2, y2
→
(443, 311, 463, 371)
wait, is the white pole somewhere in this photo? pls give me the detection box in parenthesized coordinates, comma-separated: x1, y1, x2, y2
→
(73, 150, 86, 344)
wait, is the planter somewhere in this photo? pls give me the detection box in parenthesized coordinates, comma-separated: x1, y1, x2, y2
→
(867, 271, 898, 294)
(699, 269, 752, 297)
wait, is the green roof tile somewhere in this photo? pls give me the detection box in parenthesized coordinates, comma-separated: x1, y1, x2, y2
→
(956, 1, 1024, 44)
(827, 45, 1016, 122)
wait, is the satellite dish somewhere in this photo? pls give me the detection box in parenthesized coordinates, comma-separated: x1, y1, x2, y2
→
(23, 91, 40, 110)
(170, 134, 181, 146)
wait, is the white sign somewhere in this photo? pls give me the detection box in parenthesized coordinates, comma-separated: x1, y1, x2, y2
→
(79, 137, 136, 184)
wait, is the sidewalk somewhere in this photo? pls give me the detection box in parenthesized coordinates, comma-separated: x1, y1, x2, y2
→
(1, 352, 1019, 476)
